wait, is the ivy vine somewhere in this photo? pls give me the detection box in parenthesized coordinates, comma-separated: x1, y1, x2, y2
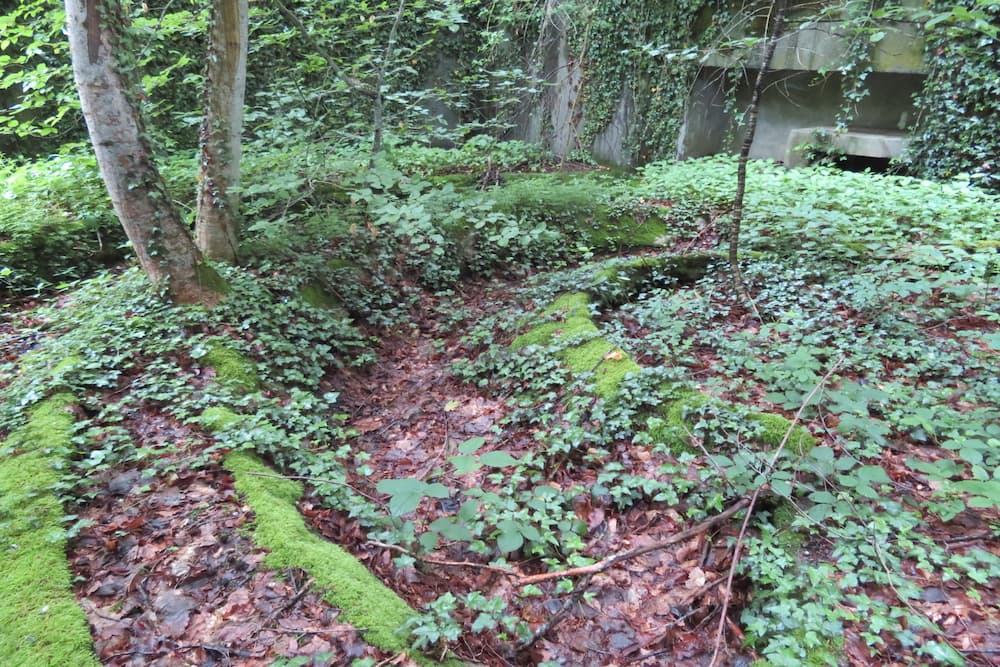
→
(909, 0, 1000, 193)
(576, 0, 710, 163)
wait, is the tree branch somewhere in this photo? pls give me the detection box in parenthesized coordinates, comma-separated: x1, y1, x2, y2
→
(519, 498, 751, 585)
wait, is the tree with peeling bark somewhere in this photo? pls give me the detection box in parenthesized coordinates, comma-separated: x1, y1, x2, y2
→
(64, 0, 226, 305)
(195, 0, 248, 263)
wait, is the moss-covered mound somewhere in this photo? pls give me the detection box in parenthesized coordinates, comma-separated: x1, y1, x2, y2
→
(513, 256, 816, 455)
(0, 394, 101, 667)
(224, 452, 462, 666)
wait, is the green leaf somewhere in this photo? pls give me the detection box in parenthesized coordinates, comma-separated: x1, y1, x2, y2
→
(430, 517, 474, 542)
(377, 478, 430, 516)
(857, 465, 892, 485)
(770, 478, 793, 497)
(953, 480, 1000, 504)
(496, 529, 523, 553)
(809, 490, 837, 504)
(424, 482, 451, 499)
(458, 436, 486, 454)
(418, 531, 439, 552)
(449, 454, 481, 475)
(479, 450, 520, 467)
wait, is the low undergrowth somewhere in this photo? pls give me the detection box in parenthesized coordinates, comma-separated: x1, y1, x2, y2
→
(1, 150, 999, 666)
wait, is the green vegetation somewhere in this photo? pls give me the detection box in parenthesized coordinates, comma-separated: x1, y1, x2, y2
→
(0, 394, 100, 667)
(224, 452, 442, 663)
(4, 146, 1000, 664)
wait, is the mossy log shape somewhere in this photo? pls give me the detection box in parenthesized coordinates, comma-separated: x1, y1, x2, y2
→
(224, 452, 465, 666)
(513, 256, 816, 455)
(0, 394, 101, 667)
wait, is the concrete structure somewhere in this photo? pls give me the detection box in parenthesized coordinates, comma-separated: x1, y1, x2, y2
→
(498, 3, 928, 169)
(682, 17, 926, 166)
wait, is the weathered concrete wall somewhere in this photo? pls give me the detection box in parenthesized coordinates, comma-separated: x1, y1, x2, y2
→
(497, 4, 927, 168)
(680, 68, 924, 162)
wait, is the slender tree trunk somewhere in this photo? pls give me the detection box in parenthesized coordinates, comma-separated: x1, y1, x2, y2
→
(729, 1, 786, 309)
(195, 0, 248, 263)
(370, 0, 406, 162)
(64, 0, 223, 305)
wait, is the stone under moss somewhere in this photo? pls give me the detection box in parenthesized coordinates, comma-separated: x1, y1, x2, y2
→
(512, 292, 598, 349)
(749, 412, 817, 454)
(512, 292, 639, 398)
(198, 406, 241, 432)
(0, 394, 101, 667)
(201, 341, 260, 393)
(224, 452, 463, 666)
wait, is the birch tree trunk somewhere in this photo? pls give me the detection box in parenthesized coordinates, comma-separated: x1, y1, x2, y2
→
(195, 0, 248, 263)
(64, 0, 223, 305)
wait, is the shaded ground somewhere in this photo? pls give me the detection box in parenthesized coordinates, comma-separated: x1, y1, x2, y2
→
(71, 453, 392, 666)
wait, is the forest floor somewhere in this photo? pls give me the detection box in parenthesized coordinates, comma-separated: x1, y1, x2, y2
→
(52, 271, 1000, 667)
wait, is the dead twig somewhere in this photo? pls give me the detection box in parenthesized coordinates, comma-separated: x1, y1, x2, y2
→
(519, 498, 751, 586)
(708, 355, 843, 667)
(367, 540, 518, 576)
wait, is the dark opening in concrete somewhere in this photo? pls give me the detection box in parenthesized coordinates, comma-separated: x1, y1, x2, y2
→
(833, 154, 894, 173)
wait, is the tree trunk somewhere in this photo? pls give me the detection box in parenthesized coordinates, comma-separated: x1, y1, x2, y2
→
(64, 0, 223, 305)
(729, 1, 786, 310)
(195, 0, 248, 263)
(370, 0, 406, 162)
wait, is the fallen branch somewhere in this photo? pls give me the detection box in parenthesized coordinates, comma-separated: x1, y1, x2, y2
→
(519, 498, 751, 586)
(367, 540, 518, 576)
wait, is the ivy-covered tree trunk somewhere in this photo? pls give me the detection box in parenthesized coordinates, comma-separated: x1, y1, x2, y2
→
(195, 0, 248, 263)
(64, 0, 223, 305)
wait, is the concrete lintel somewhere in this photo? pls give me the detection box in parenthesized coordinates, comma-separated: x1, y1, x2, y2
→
(704, 20, 926, 74)
(784, 126, 910, 167)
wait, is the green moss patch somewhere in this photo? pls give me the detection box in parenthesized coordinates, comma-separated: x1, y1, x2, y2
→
(198, 406, 242, 432)
(512, 292, 639, 398)
(224, 452, 460, 666)
(201, 342, 260, 393)
(0, 394, 100, 667)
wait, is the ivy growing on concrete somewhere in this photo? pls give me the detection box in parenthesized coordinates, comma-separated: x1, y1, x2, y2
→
(909, 0, 1000, 193)
(577, 0, 710, 162)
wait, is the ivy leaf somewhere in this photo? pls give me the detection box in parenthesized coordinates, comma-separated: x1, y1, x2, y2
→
(458, 436, 486, 454)
(377, 478, 430, 516)
(480, 451, 520, 467)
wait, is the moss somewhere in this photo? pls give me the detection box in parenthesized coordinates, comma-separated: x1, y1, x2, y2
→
(561, 338, 641, 398)
(0, 394, 101, 667)
(201, 341, 260, 393)
(195, 261, 231, 295)
(512, 292, 639, 398)
(511, 292, 597, 349)
(198, 406, 241, 433)
(299, 281, 347, 316)
(648, 391, 710, 453)
(224, 452, 462, 666)
(749, 412, 817, 454)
